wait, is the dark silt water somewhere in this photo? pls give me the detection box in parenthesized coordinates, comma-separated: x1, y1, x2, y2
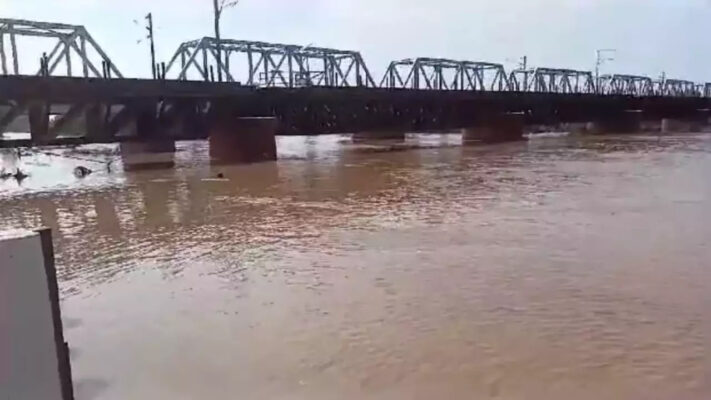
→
(1, 132, 710, 399)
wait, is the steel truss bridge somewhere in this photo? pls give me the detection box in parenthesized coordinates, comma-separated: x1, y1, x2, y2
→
(1, 18, 708, 96)
(164, 37, 376, 88)
(0, 19, 122, 78)
(1, 18, 710, 147)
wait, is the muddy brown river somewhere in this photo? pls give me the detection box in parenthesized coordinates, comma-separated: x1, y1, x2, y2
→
(1, 133, 710, 399)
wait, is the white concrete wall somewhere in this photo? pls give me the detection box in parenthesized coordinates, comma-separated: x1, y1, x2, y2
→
(0, 230, 66, 400)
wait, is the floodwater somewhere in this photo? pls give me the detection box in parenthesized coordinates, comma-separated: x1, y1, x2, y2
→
(1, 133, 710, 400)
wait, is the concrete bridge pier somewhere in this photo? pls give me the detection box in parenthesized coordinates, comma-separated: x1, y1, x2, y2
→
(119, 104, 177, 171)
(587, 112, 642, 135)
(661, 119, 692, 133)
(84, 104, 110, 139)
(209, 117, 278, 164)
(28, 101, 51, 144)
(158, 101, 206, 140)
(462, 114, 524, 144)
(661, 111, 709, 133)
(49, 103, 112, 140)
(352, 130, 406, 141)
(560, 122, 589, 135)
(119, 140, 176, 171)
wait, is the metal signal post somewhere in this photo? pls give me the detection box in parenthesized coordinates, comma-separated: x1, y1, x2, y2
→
(146, 13, 157, 79)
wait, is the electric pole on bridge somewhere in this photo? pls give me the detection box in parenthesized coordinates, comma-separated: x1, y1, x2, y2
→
(519, 56, 529, 90)
(595, 49, 616, 94)
(213, 0, 240, 82)
(146, 13, 157, 79)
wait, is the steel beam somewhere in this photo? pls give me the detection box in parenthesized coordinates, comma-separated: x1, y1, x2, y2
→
(599, 74, 654, 96)
(380, 58, 509, 91)
(166, 37, 375, 88)
(658, 79, 699, 97)
(9, 25, 18, 74)
(0, 33, 6, 75)
(529, 68, 596, 94)
(0, 18, 121, 78)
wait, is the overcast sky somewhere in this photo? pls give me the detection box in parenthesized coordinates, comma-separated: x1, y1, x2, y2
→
(2, 0, 710, 81)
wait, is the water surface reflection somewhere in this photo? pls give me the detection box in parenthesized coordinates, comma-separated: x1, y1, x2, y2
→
(1, 133, 710, 399)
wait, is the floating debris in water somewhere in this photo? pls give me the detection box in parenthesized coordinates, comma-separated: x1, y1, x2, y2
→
(13, 168, 28, 182)
(74, 166, 93, 178)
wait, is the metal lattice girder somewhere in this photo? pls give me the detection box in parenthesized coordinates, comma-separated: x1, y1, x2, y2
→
(704, 83, 711, 98)
(0, 18, 121, 78)
(525, 68, 596, 94)
(508, 69, 535, 92)
(599, 74, 654, 96)
(379, 58, 510, 91)
(165, 37, 376, 87)
(657, 79, 700, 97)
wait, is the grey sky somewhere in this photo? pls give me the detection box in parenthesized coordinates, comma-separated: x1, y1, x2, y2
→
(2, 0, 710, 82)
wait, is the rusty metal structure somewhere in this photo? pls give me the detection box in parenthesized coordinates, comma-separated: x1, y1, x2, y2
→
(521, 68, 596, 94)
(0, 17, 709, 98)
(0, 18, 121, 78)
(508, 68, 534, 92)
(599, 74, 655, 96)
(164, 37, 375, 87)
(0, 19, 124, 143)
(2, 17, 711, 148)
(704, 83, 711, 98)
(657, 79, 700, 97)
(380, 58, 510, 91)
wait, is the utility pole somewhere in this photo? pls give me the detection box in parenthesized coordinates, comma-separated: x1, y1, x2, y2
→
(213, 0, 222, 82)
(213, 0, 239, 82)
(520, 55, 528, 90)
(146, 13, 157, 79)
(595, 49, 616, 94)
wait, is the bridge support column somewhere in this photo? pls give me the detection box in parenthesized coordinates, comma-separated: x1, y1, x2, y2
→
(84, 104, 108, 140)
(661, 119, 692, 133)
(352, 130, 406, 141)
(160, 102, 203, 140)
(209, 117, 278, 164)
(119, 140, 176, 171)
(660, 112, 708, 133)
(588, 112, 641, 135)
(560, 122, 589, 135)
(28, 101, 50, 144)
(462, 114, 524, 144)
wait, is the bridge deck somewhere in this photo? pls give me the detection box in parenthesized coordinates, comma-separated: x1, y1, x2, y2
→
(1, 76, 709, 147)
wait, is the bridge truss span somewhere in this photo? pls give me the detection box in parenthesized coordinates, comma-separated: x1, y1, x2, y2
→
(0, 18, 121, 78)
(658, 79, 700, 97)
(165, 37, 376, 88)
(380, 58, 510, 91)
(1, 17, 711, 99)
(524, 68, 596, 94)
(600, 74, 655, 96)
